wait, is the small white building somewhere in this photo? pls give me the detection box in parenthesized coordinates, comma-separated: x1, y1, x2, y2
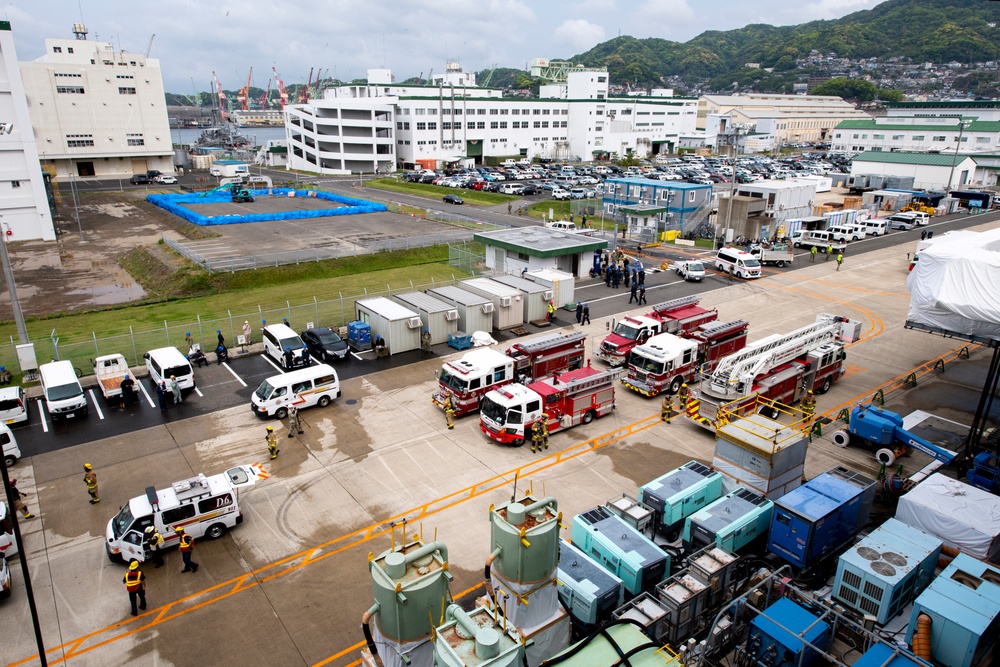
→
(850, 151, 978, 190)
(724, 178, 818, 222)
(0, 21, 55, 240)
(355, 297, 423, 355)
(391, 291, 459, 345)
(473, 227, 607, 279)
(426, 285, 494, 335)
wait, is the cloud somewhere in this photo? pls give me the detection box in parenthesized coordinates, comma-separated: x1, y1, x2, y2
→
(553, 19, 606, 52)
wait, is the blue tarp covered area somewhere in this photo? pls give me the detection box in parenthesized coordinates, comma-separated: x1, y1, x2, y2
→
(146, 189, 388, 226)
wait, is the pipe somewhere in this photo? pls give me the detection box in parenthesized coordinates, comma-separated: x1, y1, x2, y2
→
(404, 540, 448, 567)
(522, 496, 558, 515)
(361, 603, 384, 667)
(913, 613, 932, 661)
(485, 546, 502, 581)
(445, 604, 480, 639)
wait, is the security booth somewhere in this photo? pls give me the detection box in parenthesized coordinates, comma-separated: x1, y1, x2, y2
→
(460, 278, 524, 331)
(392, 292, 459, 345)
(355, 297, 422, 355)
(490, 274, 552, 323)
(427, 285, 495, 335)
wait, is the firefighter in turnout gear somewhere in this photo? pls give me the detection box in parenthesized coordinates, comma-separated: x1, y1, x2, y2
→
(800, 390, 817, 427)
(266, 425, 280, 459)
(123, 560, 147, 616)
(539, 413, 550, 450)
(531, 419, 544, 453)
(443, 395, 455, 430)
(678, 382, 690, 408)
(83, 463, 100, 504)
(661, 395, 674, 423)
(144, 526, 164, 568)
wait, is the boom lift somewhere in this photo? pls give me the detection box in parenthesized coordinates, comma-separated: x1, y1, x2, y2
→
(831, 404, 957, 466)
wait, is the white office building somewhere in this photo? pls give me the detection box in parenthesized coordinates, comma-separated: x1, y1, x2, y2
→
(284, 66, 698, 175)
(19, 25, 174, 179)
(0, 21, 55, 241)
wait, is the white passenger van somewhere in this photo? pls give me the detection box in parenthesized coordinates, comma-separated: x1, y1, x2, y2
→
(714, 247, 762, 279)
(251, 364, 341, 419)
(862, 218, 887, 236)
(1, 424, 21, 467)
(105, 463, 265, 564)
(827, 226, 860, 242)
(39, 360, 88, 420)
(262, 323, 306, 368)
(144, 347, 195, 390)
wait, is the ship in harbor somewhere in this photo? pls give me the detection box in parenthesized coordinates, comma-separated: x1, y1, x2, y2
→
(195, 124, 252, 149)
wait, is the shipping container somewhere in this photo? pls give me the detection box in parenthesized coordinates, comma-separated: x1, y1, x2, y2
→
(460, 278, 524, 330)
(355, 297, 422, 355)
(391, 291, 459, 345)
(490, 274, 554, 323)
(427, 286, 495, 335)
(523, 269, 575, 309)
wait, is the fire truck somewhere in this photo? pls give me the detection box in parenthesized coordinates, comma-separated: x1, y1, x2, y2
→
(479, 365, 621, 446)
(596, 296, 718, 367)
(432, 332, 586, 417)
(623, 319, 750, 397)
(687, 314, 862, 430)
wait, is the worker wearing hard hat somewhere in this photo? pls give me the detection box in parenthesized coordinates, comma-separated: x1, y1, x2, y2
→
(83, 463, 100, 504)
(176, 527, 199, 573)
(800, 390, 817, 427)
(421, 328, 433, 353)
(123, 560, 147, 616)
(539, 413, 550, 450)
(266, 425, 279, 459)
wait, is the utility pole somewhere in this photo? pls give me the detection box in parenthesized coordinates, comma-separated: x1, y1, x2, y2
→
(946, 119, 971, 192)
(0, 215, 28, 344)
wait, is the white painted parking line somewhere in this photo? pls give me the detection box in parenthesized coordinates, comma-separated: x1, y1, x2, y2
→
(37, 401, 48, 433)
(193, 386, 204, 397)
(261, 355, 285, 373)
(351, 351, 367, 362)
(88, 390, 105, 420)
(137, 380, 156, 407)
(221, 362, 247, 387)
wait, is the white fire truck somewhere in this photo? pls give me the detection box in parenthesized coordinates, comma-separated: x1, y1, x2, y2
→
(596, 296, 718, 367)
(686, 314, 862, 430)
(479, 365, 621, 446)
(623, 319, 750, 397)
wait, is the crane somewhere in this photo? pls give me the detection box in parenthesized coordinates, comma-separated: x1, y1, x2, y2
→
(259, 79, 271, 110)
(237, 67, 253, 111)
(297, 67, 313, 104)
(312, 67, 325, 98)
(272, 66, 288, 108)
(190, 78, 200, 107)
(416, 71, 423, 85)
(144, 34, 156, 58)
(211, 70, 229, 121)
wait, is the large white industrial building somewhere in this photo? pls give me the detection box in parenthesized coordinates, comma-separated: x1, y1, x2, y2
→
(284, 64, 699, 175)
(0, 21, 55, 241)
(19, 25, 174, 179)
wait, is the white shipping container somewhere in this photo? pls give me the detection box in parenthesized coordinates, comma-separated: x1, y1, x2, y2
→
(427, 286, 495, 335)
(460, 278, 524, 330)
(490, 274, 554, 323)
(355, 297, 422, 355)
(392, 292, 459, 345)
(524, 269, 575, 309)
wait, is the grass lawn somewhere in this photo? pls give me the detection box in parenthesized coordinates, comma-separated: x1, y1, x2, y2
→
(365, 178, 515, 206)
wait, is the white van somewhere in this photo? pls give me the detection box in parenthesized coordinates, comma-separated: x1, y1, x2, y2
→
(262, 323, 306, 369)
(144, 347, 195, 390)
(714, 247, 762, 279)
(827, 226, 860, 243)
(845, 223, 868, 240)
(105, 463, 265, 564)
(909, 211, 930, 226)
(544, 220, 578, 231)
(251, 364, 341, 419)
(39, 360, 88, 420)
(862, 218, 887, 236)
(1, 424, 20, 467)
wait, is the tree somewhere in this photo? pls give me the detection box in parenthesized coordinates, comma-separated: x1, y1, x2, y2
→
(810, 77, 881, 103)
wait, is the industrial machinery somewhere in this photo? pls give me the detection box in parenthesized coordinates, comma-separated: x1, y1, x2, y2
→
(853, 644, 922, 667)
(683, 487, 774, 554)
(966, 451, 1000, 494)
(604, 493, 654, 535)
(713, 408, 808, 499)
(638, 460, 724, 541)
(571, 505, 669, 597)
(346, 320, 371, 352)
(831, 404, 958, 466)
(767, 466, 877, 571)
(743, 598, 831, 667)
(230, 183, 255, 203)
(596, 296, 718, 367)
(611, 592, 670, 640)
(556, 539, 624, 630)
(832, 517, 943, 625)
(432, 604, 524, 667)
(545, 620, 683, 667)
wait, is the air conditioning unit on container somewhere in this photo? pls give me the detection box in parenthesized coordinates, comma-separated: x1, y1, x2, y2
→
(444, 310, 459, 321)
(481, 303, 495, 314)
(405, 317, 423, 329)
(499, 296, 512, 307)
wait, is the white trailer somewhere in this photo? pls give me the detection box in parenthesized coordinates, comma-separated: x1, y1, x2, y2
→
(460, 278, 524, 331)
(355, 297, 423, 355)
(427, 286, 495, 335)
(392, 292, 459, 345)
(524, 269, 575, 309)
(489, 274, 553, 323)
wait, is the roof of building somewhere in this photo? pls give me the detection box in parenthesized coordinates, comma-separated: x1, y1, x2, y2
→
(392, 291, 456, 314)
(835, 118, 1000, 132)
(605, 177, 712, 191)
(355, 297, 418, 320)
(885, 101, 1000, 110)
(427, 285, 491, 306)
(473, 227, 607, 258)
(851, 151, 978, 167)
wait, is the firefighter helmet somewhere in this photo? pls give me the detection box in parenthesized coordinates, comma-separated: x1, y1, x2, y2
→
(84, 463, 93, 471)
(129, 560, 139, 570)
(266, 425, 274, 432)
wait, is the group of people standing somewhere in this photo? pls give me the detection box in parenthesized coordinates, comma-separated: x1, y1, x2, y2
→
(599, 249, 647, 295)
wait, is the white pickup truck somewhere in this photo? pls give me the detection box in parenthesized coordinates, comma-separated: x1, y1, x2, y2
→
(673, 259, 706, 282)
(93, 353, 131, 404)
(750, 243, 795, 267)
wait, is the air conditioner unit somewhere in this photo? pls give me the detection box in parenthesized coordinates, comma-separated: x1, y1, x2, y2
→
(444, 310, 459, 321)
(481, 303, 495, 314)
(543, 290, 553, 300)
(499, 296, 512, 308)
(405, 317, 423, 329)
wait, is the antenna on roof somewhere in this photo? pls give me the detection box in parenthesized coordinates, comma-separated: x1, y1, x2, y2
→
(72, 23, 87, 40)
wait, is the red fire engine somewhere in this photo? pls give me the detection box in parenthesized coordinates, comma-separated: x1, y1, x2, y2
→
(596, 296, 718, 367)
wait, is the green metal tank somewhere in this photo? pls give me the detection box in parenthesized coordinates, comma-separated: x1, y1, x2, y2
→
(433, 604, 524, 667)
(369, 539, 452, 643)
(488, 495, 561, 584)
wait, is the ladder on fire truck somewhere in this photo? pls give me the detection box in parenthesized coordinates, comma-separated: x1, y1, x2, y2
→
(514, 330, 587, 354)
(651, 295, 701, 316)
(552, 367, 625, 395)
(706, 314, 846, 397)
(695, 319, 749, 340)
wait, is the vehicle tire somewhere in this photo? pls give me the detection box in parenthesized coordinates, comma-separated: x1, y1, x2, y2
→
(318, 395, 331, 408)
(668, 377, 683, 395)
(275, 407, 288, 419)
(205, 523, 227, 540)
(816, 377, 832, 394)
(875, 448, 897, 466)
(0, 588, 10, 599)
(4, 454, 16, 467)
(793, 242, 801, 248)
(759, 406, 780, 420)
(107, 547, 125, 564)
(582, 410, 596, 425)
(665, 526, 681, 543)
(512, 437, 525, 447)
(831, 429, 852, 448)
(776, 261, 786, 268)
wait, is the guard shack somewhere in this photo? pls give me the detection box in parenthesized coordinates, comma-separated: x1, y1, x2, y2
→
(460, 278, 524, 331)
(392, 292, 459, 345)
(490, 274, 553, 323)
(355, 297, 422, 355)
(427, 285, 494, 335)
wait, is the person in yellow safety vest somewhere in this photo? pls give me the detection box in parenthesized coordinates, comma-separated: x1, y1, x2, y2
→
(83, 463, 100, 504)
(836, 253, 844, 271)
(800, 390, 817, 426)
(540, 413, 549, 450)
(265, 425, 279, 460)
(810, 246, 817, 263)
(123, 560, 147, 616)
(531, 419, 544, 453)
(678, 383, 690, 408)
(547, 301, 556, 322)
(144, 526, 164, 568)
(443, 395, 455, 430)
(661, 395, 674, 423)
(176, 527, 199, 573)
(825, 244, 833, 260)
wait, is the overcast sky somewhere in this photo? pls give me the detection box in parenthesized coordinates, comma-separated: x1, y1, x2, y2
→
(3, 0, 883, 92)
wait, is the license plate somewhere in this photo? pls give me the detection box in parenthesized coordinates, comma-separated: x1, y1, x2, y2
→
(4, 419, 14, 424)
(66, 414, 75, 418)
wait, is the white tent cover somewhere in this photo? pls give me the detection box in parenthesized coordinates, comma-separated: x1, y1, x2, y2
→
(907, 227, 1000, 340)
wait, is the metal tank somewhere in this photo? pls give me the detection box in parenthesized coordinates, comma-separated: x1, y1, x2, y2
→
(488, 495, 560, 584)
(367, 539, 453, 644)
(433, 604, 524, 667)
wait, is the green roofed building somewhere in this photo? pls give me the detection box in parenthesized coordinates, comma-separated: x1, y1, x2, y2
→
(850, 151, 978, 191)
(473, 226, 607, 278)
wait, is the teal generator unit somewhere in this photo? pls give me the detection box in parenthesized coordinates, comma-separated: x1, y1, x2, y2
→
(684, 487, 773, 554)
(571, 505, 669, 596)
(556, 539, 625, 629)
(905, 553, 1000, 667)
(746, 598, 830, 667)
(768, 466, 876, 570)
(638, 460, 724, 540)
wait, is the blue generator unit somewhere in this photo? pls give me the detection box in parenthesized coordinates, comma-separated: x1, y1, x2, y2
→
(853, 643, 922, 667)
(346, 320, 372, 351)
(639, 460, 724, 540)
(571, 505, 669, 596)
(767, 466, 876, 570)
(684, 487, 773, 554)
(905, 553, 1000, 667)
(746, 598, 830, 667)
(557, 539, 625, 628)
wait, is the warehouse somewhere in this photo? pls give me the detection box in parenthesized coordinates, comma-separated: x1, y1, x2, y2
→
(850, 151, 978, 191)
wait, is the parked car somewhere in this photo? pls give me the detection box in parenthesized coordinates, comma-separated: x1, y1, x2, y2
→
(552, 188, 571, 201)
(129, 174, 152, 185)
(443, 194, 464, 205)
(0, 387, 28, 426)
(154, 174, 178, 184)
(520, 184, 539, 196)
(301, 327, 349, 362)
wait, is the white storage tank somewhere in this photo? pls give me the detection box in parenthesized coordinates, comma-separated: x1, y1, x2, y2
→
(392, 291, 459, 345)
(490, 274, 553, 323)
(427, 286, 495, 335)
(460, 278, 524, 331)
(356, 297, 422, 355)
(524, 269, 575, 309)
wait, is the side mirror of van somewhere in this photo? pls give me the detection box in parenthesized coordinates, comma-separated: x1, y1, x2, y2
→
(143, 353, 150, 360)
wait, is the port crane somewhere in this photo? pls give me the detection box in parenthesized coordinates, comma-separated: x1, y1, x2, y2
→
(237, 67, 253, 111)
(297, 68, 313, 104)
(272, 66, 288, 108)
(258, 79, 271, 110)
(211, 70, 229, 121)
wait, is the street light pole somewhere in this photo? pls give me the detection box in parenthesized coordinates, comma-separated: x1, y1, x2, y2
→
(946, 119, 971, 192)
(0, 216, 28, 344)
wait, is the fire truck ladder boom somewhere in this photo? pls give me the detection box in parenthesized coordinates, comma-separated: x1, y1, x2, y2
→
(515, 331, 586, 354)
(697, 319, 749, 339)
(651, 295, 701, 315)
(560, 368, 624, 395)
(707, 319, 840, 393)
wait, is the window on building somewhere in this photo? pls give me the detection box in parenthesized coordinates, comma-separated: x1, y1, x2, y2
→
(118, 87, 137, 95)
(11, 181, 20, 188)
(957, 136, 969, 143)
(490, 109, 498, 115)
(416, 122, 427, 130)
(415, 108, 425, 115)
(56, 86, 85, 94)
(499, 109, 508, 115)
(541, 121, 549, 128)
(533, 121, 540, 128)
(892, 134, 904, 140)
(427, 122, 436, 130)
(476, 122, 485, 129)
(443, 122, 451, 130)
(499, 121, 507, 129)
(933, 136, 946, 142)
(598, 76, 606, 83)
(490, 121, 499, 129)
(396, 122, 403, 130)
(477, 109, 486, 115)
(53, 46, 62, 53)
(976, 137, 991, 144)
(542, 109, 550, 115)
(912, 135, 924, 141)
(454, 108, 462, 115)
(126, 133, 145, 146)
(54, 72, 82, 78)
(454, 122, 462, 129)
(533, 109, 540, 115)
(427, 108, 436, 115)
(116, 74, 134, 80)
(852, 134, 859, 139)
(873, 134, 884, 140)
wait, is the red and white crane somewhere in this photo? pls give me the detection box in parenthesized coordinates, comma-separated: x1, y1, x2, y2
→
(258, 78, 271, 110)
(211, 70, 229, 121)
(272, 66, 288, 109)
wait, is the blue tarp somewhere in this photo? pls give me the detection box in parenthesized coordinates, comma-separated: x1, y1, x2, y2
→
(146, 189, 388, 226)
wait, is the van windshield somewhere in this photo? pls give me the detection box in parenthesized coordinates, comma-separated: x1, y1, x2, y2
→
(280, 335, 304, 350)
(111, 503, 136, 539)
(47, 382, 82, 401)
(439, 369, 468, 392)
(254, 380, 274, 401)
(741, 258, 761, 268)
